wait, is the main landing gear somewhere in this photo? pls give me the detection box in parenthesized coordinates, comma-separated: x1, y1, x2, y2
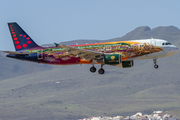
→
(153, 58, 158, 69)
(90, 65, 105, 74)
(90, 63, 105, 74)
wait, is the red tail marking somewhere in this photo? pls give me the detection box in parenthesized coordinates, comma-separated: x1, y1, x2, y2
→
(13, 37, 18, 40)
(27, 41, 31, 44)
(22, 44, 27, 48)
(16, 45, 21, 49)
(15, 41, 20, 44)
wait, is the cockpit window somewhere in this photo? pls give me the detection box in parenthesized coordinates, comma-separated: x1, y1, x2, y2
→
(162, 42, 172, 45)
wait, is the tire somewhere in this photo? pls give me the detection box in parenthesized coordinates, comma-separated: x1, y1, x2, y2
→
(154, 65, 158, 69)
(90, 67, 96, 73)
(98, 68, 105, 74)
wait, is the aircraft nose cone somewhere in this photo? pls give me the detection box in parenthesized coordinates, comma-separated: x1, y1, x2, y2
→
(174, 46, 179, 53)
(170, 46, 179, 55)
(165, 46, 179, 57)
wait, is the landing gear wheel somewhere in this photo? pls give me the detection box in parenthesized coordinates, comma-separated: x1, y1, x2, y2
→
(154, 65, 158, 69)
(153, 59, 158, 69)
(98, 68, 105, 74)
(90, 66, 96, 73)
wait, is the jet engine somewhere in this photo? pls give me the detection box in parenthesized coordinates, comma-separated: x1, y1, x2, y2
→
(116, 60, 134, 68)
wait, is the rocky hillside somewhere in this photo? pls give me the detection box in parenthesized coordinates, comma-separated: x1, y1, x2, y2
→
(0, 25, 180, 120)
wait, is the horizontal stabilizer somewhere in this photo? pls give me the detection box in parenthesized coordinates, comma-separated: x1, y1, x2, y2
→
(3, 51, 27, 55)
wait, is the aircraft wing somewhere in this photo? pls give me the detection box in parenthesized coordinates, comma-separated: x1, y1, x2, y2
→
(3, 51, 27, 55)
(59, 45, 104, 61)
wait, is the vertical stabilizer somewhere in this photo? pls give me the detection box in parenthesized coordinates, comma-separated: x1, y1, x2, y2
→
(8, 22, 40, 51)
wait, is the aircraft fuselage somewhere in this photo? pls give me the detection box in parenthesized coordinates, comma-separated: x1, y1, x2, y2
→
(7, 39, 179, 65)
(5, 22, 179, 74)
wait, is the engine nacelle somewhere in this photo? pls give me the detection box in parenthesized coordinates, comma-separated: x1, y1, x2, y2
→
(116, 60, 134, 68)
(104, 54, 121, 65)
(96, 54, 134, 68)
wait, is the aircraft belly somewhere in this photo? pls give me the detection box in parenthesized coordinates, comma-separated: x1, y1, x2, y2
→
(41, 55, 80, 65)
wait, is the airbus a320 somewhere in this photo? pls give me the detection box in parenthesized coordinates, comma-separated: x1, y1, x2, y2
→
(4, 22, 179, 74)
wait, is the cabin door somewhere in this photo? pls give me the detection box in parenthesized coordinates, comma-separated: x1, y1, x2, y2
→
(150, 40, 156, 52)
(37, 49, 43, 60)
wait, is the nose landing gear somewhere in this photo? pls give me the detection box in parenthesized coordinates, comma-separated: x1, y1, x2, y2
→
(154, 64, 158, 69)
(153, 59, 159, 69)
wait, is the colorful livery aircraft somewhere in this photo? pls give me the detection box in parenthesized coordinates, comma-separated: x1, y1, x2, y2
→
(4, 22, 179, 74)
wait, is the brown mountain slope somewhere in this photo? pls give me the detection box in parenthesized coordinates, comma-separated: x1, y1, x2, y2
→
(0, 26, 180, 119)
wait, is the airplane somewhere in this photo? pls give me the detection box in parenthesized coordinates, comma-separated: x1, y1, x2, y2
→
(4, 22, 179, 74)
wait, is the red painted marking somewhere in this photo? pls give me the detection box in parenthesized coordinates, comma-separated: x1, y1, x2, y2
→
(13, 34, 16, 37)
(23, 35, 26, 37)
(26, 37, 30, 40)
(13, 37, 18, 40)
(15, 41, 19, 44)
(22, 44, 27, 48)
(12, 32, 15, 34)
(10, 26, 13, 29)
(19, 34, 22, 36)
(27, 41, 31, 44)
(16, 45, 21, 49)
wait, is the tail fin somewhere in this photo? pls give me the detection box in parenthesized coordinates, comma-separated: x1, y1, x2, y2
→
(8, 22, 40, 51)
